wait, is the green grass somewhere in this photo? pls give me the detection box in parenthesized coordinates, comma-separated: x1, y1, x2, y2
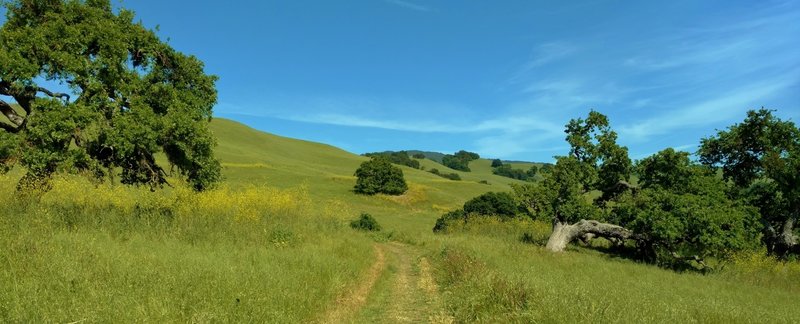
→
(431, 233, 800, 323)
(1, 117, 799, 322)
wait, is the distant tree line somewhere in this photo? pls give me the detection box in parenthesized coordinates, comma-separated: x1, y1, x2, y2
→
(490, 159, 538, 181)
(363, 151, 420, 169)
(442, 150, 480, 172)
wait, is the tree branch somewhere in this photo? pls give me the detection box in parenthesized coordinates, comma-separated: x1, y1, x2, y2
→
(546, 219, 641, 252)
(36, 86, 70, 103)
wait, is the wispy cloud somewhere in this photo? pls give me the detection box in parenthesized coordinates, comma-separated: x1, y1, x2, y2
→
(384, 0, 431, 12)
(619, 73, 799, 141)
(522, 42, 577, 69)
(278, 112, 564, 137)
(509, 42, 577, 84)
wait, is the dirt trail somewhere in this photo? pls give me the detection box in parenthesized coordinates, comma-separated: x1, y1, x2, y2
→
(321, 242, 452, 323)
(320, 245, 386, 323)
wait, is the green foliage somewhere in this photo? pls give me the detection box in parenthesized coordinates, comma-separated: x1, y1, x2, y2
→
(350, 213, 382, 231)
(699, 109, 800, 256)
(538, 164, 553, 174)
(522, 111, 760, 266)
(364, 151, 420, 169)
(612, 175, 760, 264)
(428, 168, 461, 181)
(491, 159, 503, 167)
(0, 0, 220, 190)
(637, 148, 693, 191)
(353, 157, 408, 195)
(492, 165, 532, 181)
(434, 191, 524, 232)
(442, 150, 480, 172)
(433, 209, 466, 232)
(0, 129, 18, 173)
(412, 153, 426, 159)
(463, 192, 522, 219)
(526, 165, 537, 177)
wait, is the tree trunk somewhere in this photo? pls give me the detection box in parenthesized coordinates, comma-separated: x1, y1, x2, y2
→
(545, 219, 636, 252)
(764, 217, 799, 257)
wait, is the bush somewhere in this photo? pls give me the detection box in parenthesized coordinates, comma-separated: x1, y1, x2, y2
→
(433, 192, 525, 232)
(353, 157, 408, 195)
(350, 213, 381, 231)
(463, 192, 522, 219)
(492, 165, 531, 181)
(412, 153, 426, 159)
(443, 173, 461, 181)
(428, 168, 460, 181)
(433, 210, 466, 233)
(491, 159, 503, 167)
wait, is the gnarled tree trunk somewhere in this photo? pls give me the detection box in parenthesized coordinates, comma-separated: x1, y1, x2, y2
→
(545, 219, 635, 252)
(765, 217, 799, 257)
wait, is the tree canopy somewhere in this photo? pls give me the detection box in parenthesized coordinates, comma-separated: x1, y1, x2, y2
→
(353, 157, 408, 195)
(0, 0, 220, 191)
(699, 109, 800, 256)
(440, 150, 479, 172)
(493, 110, 761, 267)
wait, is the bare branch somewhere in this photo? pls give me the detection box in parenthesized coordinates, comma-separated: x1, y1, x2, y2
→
(36, 86, 71, 103)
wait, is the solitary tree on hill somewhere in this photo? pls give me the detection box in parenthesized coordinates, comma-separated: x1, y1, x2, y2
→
(0, 0, 220, 191)
(353, 157, 408, 195)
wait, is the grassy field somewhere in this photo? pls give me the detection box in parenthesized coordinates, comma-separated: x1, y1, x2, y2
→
(1, 117, 799, 322)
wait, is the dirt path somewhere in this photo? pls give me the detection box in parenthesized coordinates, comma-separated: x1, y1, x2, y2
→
(321, 242, 452, 323)
(320, 245, 387, 323)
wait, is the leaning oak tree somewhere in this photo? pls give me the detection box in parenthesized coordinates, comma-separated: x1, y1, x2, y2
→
(699, 109, 800, 257)
(0, 0, 220, 191)
(538, 111, 635, 252)
(522, 111, 757, 267)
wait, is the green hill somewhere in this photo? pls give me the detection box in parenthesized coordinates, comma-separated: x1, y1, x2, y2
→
(210, 118, 531, 232)
(2, 117, 798, 322)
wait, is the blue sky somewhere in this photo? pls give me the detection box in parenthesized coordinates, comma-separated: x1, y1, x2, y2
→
(5, 1, 800, 162)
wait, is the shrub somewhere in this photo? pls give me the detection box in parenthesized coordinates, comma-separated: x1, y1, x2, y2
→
(492, 165, 532, 181)
(412, 153, 426, 159)
(444, 173, 461, 181)
(353, 157, 408, 195)
(463, 192, 522, 219)
(491, 159, 503, 167)
(350, 213, 382, 231)
(433, 192, 525, 232)
(428, 168, 460, 181)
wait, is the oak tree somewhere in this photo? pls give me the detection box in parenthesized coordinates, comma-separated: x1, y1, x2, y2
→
(0, 0, 220, 191)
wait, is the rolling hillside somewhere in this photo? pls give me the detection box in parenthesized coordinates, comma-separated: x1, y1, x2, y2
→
(209, 118, 531, 233)
(2, 117, 798, 322)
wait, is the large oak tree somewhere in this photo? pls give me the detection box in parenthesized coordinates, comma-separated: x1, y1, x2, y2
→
(0, 0, 220, 191)
(699, 109, 800, 257)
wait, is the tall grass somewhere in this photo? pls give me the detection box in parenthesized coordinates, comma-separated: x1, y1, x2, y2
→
(0, 174, 375, 322)
(430, 227, 800, 323)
